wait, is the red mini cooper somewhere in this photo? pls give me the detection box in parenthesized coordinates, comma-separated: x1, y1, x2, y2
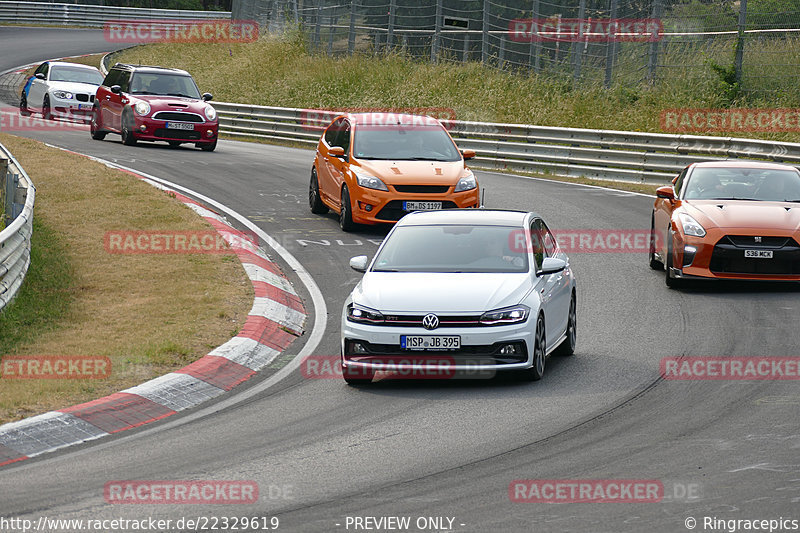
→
(91, 63, 218, 151)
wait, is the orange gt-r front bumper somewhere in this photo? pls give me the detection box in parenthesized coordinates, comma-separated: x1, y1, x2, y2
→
(673, 227, 800, 281)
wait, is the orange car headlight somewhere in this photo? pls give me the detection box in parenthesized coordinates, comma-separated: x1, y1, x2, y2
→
(454, 172, 477, 192)
(678, 213, 706, 237)
(353, 168, 388, 191)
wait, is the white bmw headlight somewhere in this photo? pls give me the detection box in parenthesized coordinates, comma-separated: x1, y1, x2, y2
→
(52, 91, 73, 100)
(479, 305, 530, 325)
(353, 167, 388, 191)
(134, 101, 151, 116)
(454, 171, 477, 192)
(204, 105, 217, 121)
(678, 213, 706, 237)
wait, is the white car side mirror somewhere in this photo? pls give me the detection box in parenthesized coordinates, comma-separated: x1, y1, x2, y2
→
(537, 257, 566, 276)
(350, 256, 369, 273)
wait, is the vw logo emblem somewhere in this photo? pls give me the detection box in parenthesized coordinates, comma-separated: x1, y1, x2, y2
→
(422, 314, 439, 330)
(754, 236, 762, 243)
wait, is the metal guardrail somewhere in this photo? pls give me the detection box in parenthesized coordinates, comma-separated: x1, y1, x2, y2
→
(210, 102, 800, 184)
(0, 142, 35, 313)
(0, 1, 229, 27)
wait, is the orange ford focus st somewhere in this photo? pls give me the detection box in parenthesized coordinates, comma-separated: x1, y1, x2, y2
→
(309, 113, 480, 231)
(650, 161, 800, 288)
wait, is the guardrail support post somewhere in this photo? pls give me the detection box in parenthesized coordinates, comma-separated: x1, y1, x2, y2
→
(735, 0, 747, 84)
(572, 0, 586, 84)
(313, 2, 322, 49)
(647, 0, 662, 84)
(604, 0, 618, 88)
(387, 0, 395, 50)
(0, 158, 7, 227)
(12, 173, 24, 220)
(431, 0, 442, 63)
(328, 13, 336, 54)
(529, 0, 541, 73)
(348, 0, 356, 55)
(481, 0, 489, 65)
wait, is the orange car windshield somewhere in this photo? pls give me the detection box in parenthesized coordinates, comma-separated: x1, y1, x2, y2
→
(372, 225, 528, 273)
(683, 168, 800, 202)
(353, 124, 461, 162)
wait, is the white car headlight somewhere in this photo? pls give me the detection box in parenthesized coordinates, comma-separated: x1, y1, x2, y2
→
(134, 101, 151, 116)
(346, 303, 385, 324)
(479, 305, 530, 326)
(678, 213, 706, 237)
(52, 91, 73, 100)
(454, 171, 477, 192)
(204, 105, 216, 121)
(353, 168, 388, 191)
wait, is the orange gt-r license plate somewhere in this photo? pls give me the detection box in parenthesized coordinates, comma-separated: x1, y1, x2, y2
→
(401, 335, 461, 350)
(744, 250, 773, 258)
(403, 201, 442, 211)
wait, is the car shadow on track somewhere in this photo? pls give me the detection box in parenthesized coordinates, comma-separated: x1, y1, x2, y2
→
(675, 279, 800, 294)
(343, 355, 586, 395)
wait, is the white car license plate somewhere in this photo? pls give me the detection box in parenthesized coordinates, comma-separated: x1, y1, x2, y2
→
(165, 122, 194, 131)
(401, 335, 460, 350)
(77, 104, 91, 110)
(403, 201, 442, 211)
(745, 250, 773, 258)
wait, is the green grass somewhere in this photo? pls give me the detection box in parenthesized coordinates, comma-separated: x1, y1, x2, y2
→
(111, 32, 800, 143)
(0, 217, 75, 355)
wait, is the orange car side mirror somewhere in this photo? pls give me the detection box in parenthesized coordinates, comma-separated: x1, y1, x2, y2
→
(462, 149, 476, 160)
(329, 146, 346, 157)
(656, 186, 675, 201)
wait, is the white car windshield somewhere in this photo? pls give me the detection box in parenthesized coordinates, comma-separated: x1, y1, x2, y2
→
(49, 66, 104, 85)
(372, 225, 528, 273)
(684, 168, 800, 202)
(353, 123, 461, 162)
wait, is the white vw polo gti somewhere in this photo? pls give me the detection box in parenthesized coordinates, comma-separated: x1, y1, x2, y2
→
(340, 209, 577, 384)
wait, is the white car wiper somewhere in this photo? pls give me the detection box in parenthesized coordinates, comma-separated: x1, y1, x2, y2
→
(712, 197, 762, 201)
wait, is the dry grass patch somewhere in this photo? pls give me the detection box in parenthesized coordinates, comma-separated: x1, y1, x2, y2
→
(0, 133, 253, 423)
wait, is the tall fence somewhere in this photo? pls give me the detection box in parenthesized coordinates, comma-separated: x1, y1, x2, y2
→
(0, 142, 35, 313)
(233, 0, 800, 96)
(0, 1, 230, 26)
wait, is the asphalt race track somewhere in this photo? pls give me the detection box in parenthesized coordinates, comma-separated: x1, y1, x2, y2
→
(1, 27, 799, 533)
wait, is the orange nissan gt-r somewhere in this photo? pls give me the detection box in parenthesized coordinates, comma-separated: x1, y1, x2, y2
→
(650, 161, 800, 288)
(309, 113, 480, 231)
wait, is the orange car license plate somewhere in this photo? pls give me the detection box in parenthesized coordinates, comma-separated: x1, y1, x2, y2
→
(403, 201, 442, 211)
(745, 250, 773, 258)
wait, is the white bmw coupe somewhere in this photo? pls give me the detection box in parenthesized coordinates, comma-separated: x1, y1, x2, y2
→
(20, 61, 104, 123)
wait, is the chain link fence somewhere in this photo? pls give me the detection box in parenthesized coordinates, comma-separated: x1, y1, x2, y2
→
(232, 0, 799, 96)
